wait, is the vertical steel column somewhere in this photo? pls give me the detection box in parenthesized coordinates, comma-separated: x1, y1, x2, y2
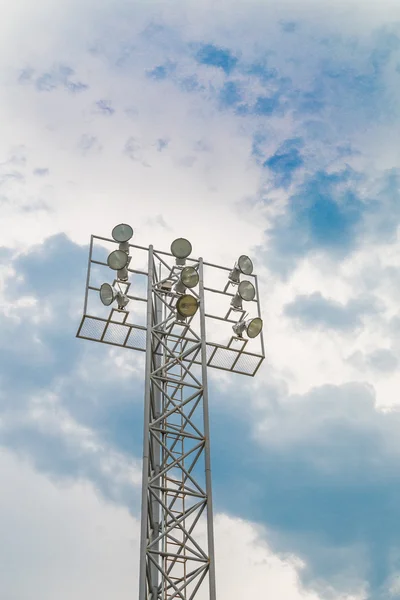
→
(139, 246, 154, 600)
(198, 258, 217, 600)
(150, 271, 163, 599)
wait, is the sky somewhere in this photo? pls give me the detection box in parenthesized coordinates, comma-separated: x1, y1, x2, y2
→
(1, 0, 400, 598)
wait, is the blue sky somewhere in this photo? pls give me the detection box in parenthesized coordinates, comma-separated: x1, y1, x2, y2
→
(2, 1, 400, 599)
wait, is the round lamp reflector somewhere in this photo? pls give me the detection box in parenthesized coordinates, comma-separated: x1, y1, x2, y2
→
(238, 280, 255, 301)
(181, 266, 199, 289)
(176, 294, 199, 318)
(112, 223, 133, 243)
(247, 317, 263, 338)
(238, 255, 253, 275)
(107, 249, 129, 270)
(100, 283, 114, 306)
(171, 238, 192, 259)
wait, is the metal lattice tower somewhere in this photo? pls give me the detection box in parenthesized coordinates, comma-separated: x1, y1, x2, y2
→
(76, 229, 265, 600)
(140, 251, 215, 600)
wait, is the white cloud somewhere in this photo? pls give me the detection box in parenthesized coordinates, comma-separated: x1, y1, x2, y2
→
(1, 0, 398, 426)
(0, 449, 366, 600)
(0, 387, 142, 498)
(2, 0, 400, 595)
(0, 448, 139, 600)
(213, 514, 322, 600)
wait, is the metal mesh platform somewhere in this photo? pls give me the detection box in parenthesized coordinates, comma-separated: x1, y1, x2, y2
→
(77, 315, 263, 377)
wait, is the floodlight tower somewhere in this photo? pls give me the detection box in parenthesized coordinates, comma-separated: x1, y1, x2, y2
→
(76, 226, 265, 600)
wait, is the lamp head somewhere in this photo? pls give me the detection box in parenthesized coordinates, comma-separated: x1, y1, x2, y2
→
(100, 283, 129, 310)
(176, 294, 199, 319)
(100, 283, 115, 306)
(246, 317, 263, 338)
(112, 223, 133, 243)
(99, 283, 129, 311)
(228, 255, 253, 285)
(233, 317, 263, 339)
(117, 267, 129, 282)
(115, 291, 129, 310)
(171, 238, 192, 266)
(107, 249, 129, 271)
(238, 255, 253, 275)
(238, 280, 255, 301)
(230, 280, 256, 310)
(175, 266, 199, 294)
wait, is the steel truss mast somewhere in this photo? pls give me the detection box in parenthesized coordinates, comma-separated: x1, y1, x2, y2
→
(76, 230, 265, 600)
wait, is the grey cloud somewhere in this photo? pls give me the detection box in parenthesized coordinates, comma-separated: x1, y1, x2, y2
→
(95, 99, 115, 115)
(144, 214, 170, 230)
(284, 291, 380, 331)
(279, 21, 298, 33)
(33, 168, 49, 177)
(123, 137, 149, 166)
(124, 137, 141, 160)
(368, 349, 398, 372)
(3, 234, 399, 598)
(156, 138, 169, 151)
(0, 171, 24, 186)
(348, 348, 399, 373)
(18, 64, 89, 94)
(78, 134, 102, 154)
(0, 147, 27, 168)
(18, 67, 35, 83)
(257, 382, 400, 599)
(212, 379, 400, 599)
(0, 235, 144, 508)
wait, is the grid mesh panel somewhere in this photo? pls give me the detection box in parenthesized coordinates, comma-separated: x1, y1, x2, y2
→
(209, 348, 238, 370)
(234, 352, 262, 375)
(206, 344, 216, 361)
(126, 327, 147, 350)
(103, 322, 130, 345)
(77, 318, 262, 373)
(110, 309, 127, 323)
(79, 317, 105, 340)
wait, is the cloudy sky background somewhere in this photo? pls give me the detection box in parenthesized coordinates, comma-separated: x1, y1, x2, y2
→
(2, 0, 400, 598)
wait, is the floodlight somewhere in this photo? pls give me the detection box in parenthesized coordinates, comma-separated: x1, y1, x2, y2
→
(100, 283, 114, 306)
(238, 255, 253, 275)
(117, 267, 129, 282)
(228, 255, 254, 285)
(230, 280, 256, 310)
(112, 223, 133, 243)
(246, 317, 263, 338)
(107, 249, 129, 270)
(181, 266, 199, 288)
(233, 317, 263, 339)
(171, 238, 192, 265)
(171, 238, 192, 259)
(238, 280, 255, 301)
(109, 227, 133, 282)
(176, 294, 199, 319)
(99, 283, 129, 310)
(175, 266, 199, 294)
